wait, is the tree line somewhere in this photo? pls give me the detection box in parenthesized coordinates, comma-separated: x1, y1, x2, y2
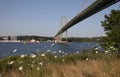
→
(0, 36, 103, 42)
(17, 36, 103, 42)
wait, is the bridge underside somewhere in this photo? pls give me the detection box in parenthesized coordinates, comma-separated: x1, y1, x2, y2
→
(55, 0, 119, 37)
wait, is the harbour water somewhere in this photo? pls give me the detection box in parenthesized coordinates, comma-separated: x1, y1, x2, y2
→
(0, 42, 99, 58)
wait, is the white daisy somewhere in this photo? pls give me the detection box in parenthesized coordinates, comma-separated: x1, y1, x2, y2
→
(20, 54, 25, 58)
(18, 66, 23, 71)
(31, 54, 36, 58)
(41, 53, 45, 57)
(54, 55, 57, 58)
(8, 61, 14, 64)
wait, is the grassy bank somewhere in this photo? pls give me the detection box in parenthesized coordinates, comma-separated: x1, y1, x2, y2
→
(0, 51, 120, 77)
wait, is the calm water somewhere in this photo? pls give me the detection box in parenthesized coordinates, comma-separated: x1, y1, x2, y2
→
(0, 42, 99, 58)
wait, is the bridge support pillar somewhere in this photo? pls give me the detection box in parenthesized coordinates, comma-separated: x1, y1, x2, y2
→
(54, 35, 62, 43)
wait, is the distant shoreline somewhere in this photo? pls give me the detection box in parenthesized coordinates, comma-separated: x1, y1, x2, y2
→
(0, 40, 21, 43)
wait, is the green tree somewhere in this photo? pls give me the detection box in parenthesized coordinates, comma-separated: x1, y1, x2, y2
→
(101, 10, 120, 52)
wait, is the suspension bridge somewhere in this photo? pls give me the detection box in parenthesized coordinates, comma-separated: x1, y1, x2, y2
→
(54, 0, 120, 43)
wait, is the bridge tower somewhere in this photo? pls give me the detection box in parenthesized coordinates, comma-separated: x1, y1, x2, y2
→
(55, 16, 68, 43)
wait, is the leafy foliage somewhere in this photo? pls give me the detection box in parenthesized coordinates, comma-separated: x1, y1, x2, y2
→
(101, 10, 120, 51)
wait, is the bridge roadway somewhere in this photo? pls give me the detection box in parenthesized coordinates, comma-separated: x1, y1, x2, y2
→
(55, 0, 120, 37)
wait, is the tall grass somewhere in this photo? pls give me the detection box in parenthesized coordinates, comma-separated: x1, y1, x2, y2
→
(0, 51, 120, 77)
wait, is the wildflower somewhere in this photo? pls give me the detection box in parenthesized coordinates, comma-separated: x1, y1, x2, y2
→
(20, 54, 25, 58)
(113, 48, 117, 51)
(41, 53, 45, 57)
(18, 66, 23, 71)
(110, 46, 114, 49)
(95, 51, 98, 54)
(86, 58, 89, 61)
(13, 49, 17, 53)
(58, 50, 62, 53)
(105, 50, 109, 53)
(95, 47, 98, 50)
(47, 50, 50, 52)
(54, 55, 57, 58)
(36, 67, 40, 71)
(31, 54, 36, 58)
(8, 61, 14, 64)
(76, 51, 79, 54)
(39, 62, 43, 66)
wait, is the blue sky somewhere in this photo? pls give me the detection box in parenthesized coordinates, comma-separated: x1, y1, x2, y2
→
(0, 0, 120, 37)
